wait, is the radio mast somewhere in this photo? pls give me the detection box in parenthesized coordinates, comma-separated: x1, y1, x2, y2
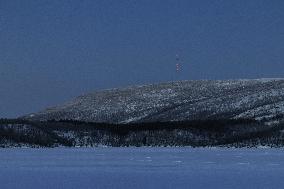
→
(176, 54, 180, 73)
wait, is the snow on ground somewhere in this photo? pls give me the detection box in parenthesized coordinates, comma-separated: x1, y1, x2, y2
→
(26, 79, 284, 124)
(1, 148, 284, 189)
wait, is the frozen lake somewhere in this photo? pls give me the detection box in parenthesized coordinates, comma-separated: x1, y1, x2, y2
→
(1, 148, 284, 189)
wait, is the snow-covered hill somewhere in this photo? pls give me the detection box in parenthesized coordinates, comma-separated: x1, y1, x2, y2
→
(25, 79, 284, 124)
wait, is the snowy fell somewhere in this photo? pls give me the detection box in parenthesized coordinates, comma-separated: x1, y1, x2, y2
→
(25, 79, 284, 124)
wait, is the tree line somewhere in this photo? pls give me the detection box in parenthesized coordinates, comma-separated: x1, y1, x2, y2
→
(0, 118, 284, 147)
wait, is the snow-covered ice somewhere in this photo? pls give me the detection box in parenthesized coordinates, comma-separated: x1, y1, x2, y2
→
(1, 147, 284, 189)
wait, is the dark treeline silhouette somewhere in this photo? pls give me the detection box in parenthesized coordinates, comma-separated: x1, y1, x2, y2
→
(0, 118, 284, 147)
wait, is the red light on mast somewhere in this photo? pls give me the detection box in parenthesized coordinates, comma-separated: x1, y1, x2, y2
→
(176, 63, 180, 72)
(175, 54, 181, 72)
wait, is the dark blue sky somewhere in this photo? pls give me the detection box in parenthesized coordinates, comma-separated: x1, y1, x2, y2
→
(1, 0, 284, 118)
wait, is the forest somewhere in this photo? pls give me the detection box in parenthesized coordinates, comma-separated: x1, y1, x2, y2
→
(0, 118, 284, 148)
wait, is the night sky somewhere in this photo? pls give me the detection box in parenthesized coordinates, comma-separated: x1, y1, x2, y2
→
(1, 0, 284, 118)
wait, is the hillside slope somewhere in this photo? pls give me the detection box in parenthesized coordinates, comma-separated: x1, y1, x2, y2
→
(25, 79, 284, 124)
